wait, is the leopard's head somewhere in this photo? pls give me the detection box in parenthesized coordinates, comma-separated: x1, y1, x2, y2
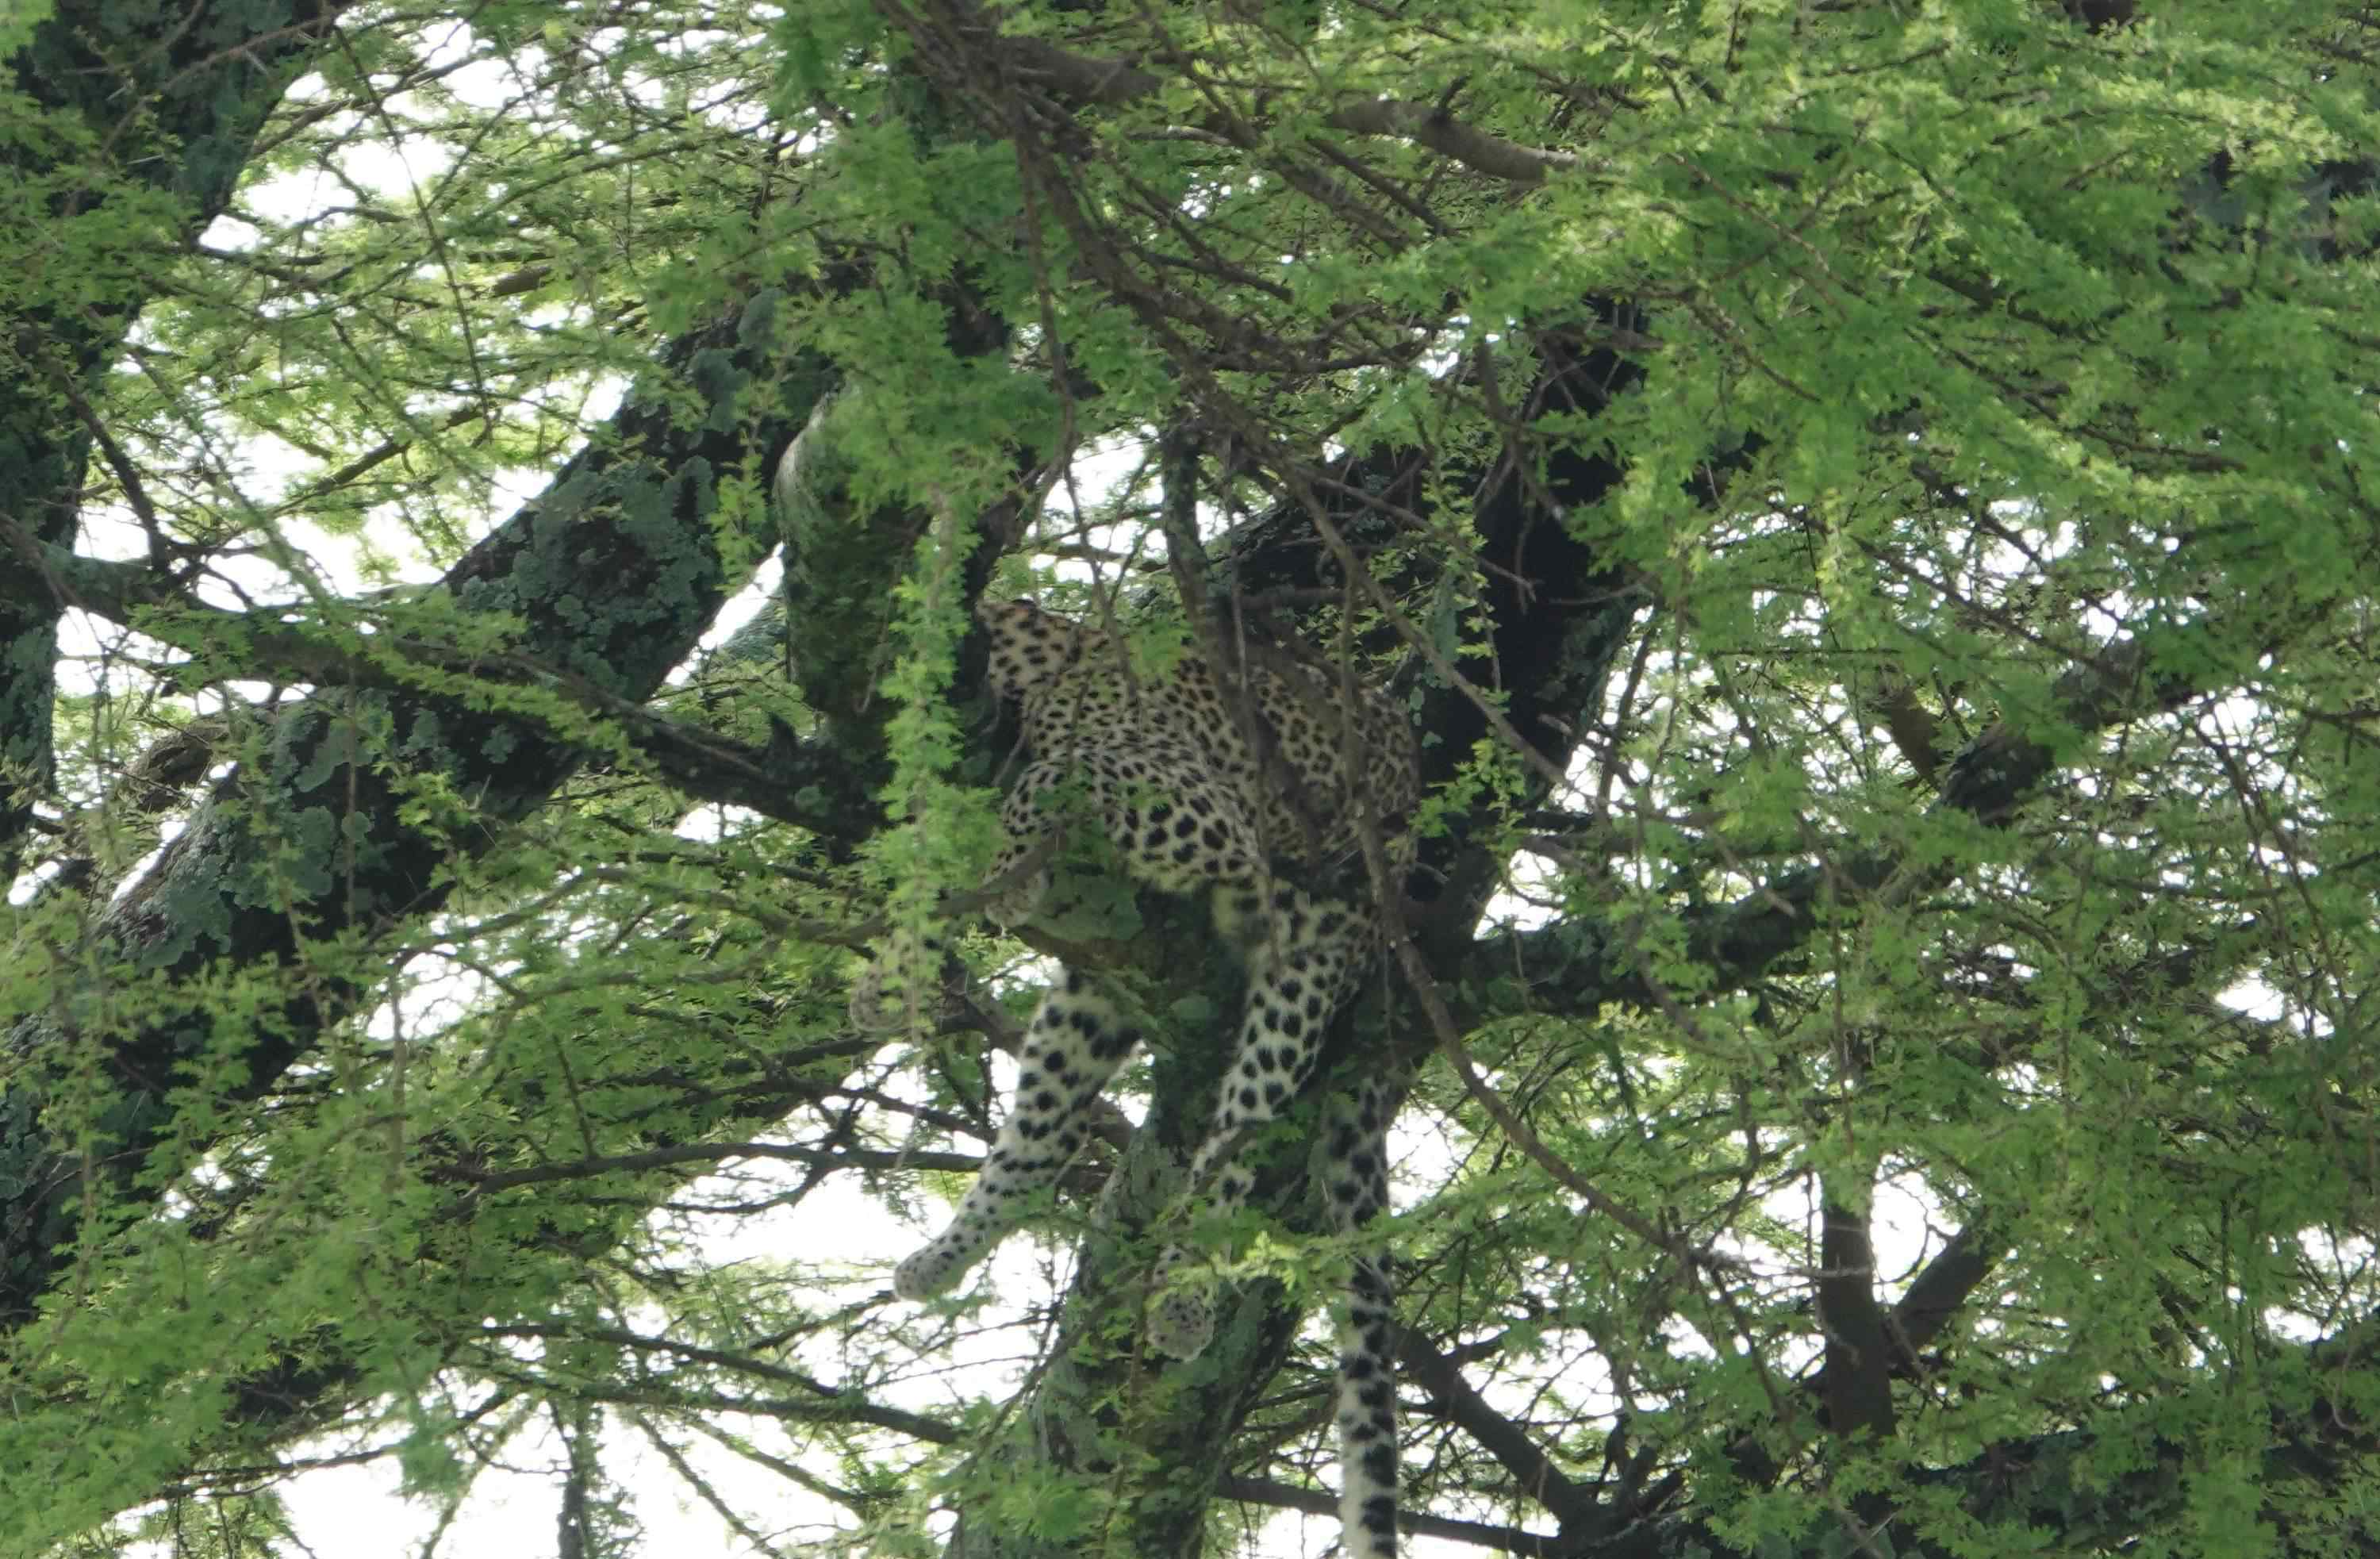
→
(977, 597, 1086, 702)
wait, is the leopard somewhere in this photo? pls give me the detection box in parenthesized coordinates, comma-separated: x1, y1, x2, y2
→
(858, 594, 1418, 1559)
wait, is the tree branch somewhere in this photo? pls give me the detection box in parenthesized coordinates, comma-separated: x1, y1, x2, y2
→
(1399, 1332, 1600, 1531)
(1816, 1165, 1895, 1443)
(1468, 606, 2260, 1024)
(990, 32, 1583, 186)
(1217, 1473, 1559, 1553)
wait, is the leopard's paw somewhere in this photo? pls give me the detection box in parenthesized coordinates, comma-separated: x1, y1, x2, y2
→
(850, 927, 946, 1035)
(1146, 1248, 1217, 1361)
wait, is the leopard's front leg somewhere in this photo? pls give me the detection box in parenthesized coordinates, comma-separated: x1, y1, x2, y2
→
(893, 969, 1146, 1300)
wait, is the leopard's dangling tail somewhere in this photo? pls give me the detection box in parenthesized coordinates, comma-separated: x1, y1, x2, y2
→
(1323, 1079, 1400, 1559)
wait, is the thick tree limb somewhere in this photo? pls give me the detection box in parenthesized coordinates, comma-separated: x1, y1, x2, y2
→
(1816, 1167, 1895, 1444)
(0, 298, 823, 1323)
(1884, 1217, 2002, 1366)
(0, 540, 878, 843)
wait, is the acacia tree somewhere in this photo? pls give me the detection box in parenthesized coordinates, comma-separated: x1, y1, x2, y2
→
(6, 1, 2380, 1556)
